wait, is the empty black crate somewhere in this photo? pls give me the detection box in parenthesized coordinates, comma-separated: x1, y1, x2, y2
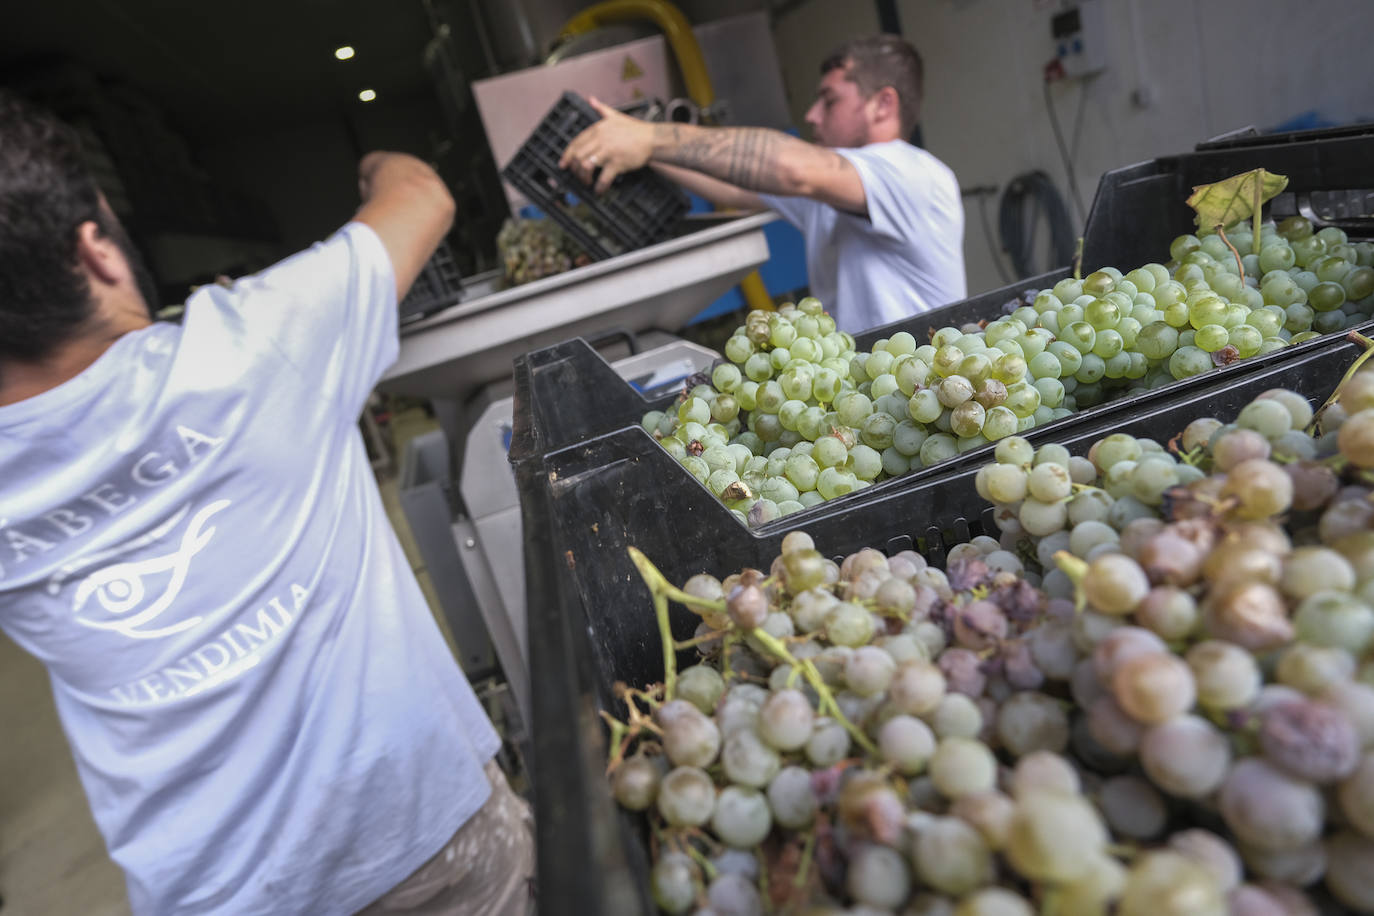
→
(398, 242, 463, 322)
(501, 92, 689, 261)
(519, 335, 1369, 915)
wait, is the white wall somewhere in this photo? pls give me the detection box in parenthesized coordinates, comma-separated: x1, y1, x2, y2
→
(772, 0, 881, 130)
(770, 0, 1374, 296)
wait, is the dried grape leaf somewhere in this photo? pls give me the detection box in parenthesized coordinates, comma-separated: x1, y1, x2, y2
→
(1185, 168, 1288, 231)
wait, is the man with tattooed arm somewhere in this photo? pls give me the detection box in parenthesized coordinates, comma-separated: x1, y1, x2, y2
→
(561, 34, 967, 333)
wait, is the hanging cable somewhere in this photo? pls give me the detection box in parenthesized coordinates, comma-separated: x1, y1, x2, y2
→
(1043, 77, 1091, 226)
(963, 185, 1014, 284)
(998, 171, 1076, 278)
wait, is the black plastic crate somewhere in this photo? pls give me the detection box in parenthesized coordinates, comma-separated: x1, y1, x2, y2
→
(508, 314, 1371, 509)
(511, 126, 1373, 468)
(398, 242, 463, 322)
(520, 335, 1369, 915)
(501, 92, 689, 261)
(1076, 129, 1374, 277)
(507, 269, 1066, 469)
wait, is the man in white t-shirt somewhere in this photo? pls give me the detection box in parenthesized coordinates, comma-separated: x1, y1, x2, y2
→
(0, 92, 532, 914)
(561, 34, 967, 333)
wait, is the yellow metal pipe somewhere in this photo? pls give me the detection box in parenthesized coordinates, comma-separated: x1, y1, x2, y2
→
(560, 0, 774, 311)
(559, 0, 715, 109)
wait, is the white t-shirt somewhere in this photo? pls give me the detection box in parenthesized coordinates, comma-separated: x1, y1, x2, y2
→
(0, 222, 500, 915)
(761, 139, 967, 333)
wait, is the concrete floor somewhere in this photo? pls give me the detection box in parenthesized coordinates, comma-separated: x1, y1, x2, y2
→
(0, 632, 132, 915)
(0, 430, 459, 915)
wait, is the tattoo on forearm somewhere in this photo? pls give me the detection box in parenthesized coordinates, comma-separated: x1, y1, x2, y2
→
(652, 124, 792, 194)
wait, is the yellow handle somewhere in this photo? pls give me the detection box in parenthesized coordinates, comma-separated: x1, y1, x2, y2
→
(739, 270, 774, 311)
(559, 0, 715, 109)
(561, 0, 774, 312)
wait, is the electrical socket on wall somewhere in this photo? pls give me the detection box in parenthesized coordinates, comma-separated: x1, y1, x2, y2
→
(1049, 0, 1106, 80)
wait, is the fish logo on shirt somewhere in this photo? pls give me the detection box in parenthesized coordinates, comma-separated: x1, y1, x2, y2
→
(50, 500, 231, 640)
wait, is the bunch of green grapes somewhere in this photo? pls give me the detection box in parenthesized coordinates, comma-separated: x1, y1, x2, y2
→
(614, 354, 1374, 915)
(496, 217, 585, 286)
(643, 219, 1372, 527)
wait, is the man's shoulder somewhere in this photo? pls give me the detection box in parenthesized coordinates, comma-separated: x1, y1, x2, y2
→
(856, 140, 953, 176)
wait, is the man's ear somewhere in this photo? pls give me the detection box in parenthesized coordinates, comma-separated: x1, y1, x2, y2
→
(75, 220, 124, 286)
(873, 86, 899, 123)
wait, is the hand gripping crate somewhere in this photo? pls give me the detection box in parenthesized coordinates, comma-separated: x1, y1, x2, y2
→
(517, 334, 1371, 914)
(500, 92, 689, 261)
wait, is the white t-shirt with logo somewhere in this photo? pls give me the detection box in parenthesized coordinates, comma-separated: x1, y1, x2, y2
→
(760, 139, 967, 333)
(0, 222, 500, 915)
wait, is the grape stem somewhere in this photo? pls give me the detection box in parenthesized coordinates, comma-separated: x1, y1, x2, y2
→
(630, 546, 730, 700)
(1214, 223, 1245, 280)
(1309, 330, 1374, 433)
(794, 829, 817, 890)
(675, 627, 730, 650)
(1053, 550, 1089, 613)
(747, 627, 879, 756)
(1072, 237, 1084, 281)
(629, 546, 879, 756)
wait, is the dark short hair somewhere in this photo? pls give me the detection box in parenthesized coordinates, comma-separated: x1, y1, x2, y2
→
(821, 35, 924, 137)
(0, 90, 103, 361)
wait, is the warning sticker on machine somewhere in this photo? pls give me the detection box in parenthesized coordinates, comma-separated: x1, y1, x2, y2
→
(621, 55, 644, 81)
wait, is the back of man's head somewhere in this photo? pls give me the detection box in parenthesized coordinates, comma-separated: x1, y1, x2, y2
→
(821, 35, 924, 140)
(0, 90, 105, 362)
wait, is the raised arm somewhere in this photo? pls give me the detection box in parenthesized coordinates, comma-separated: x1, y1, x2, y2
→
(649, 163, 764, 213)
(353, 152, 456, 302)
(561, 98, 867, 216)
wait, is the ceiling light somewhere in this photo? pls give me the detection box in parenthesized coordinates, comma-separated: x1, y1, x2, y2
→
(335, 46, 355, 60)
(358, 89, 377, 102)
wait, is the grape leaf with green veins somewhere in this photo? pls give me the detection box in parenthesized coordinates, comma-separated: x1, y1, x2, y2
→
(1185, 168, 1289, 231)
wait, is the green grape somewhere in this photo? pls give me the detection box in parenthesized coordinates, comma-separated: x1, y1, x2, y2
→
(1136, 321, 1179, 360)
(1343, 265, 1374, 300)
(1028, 351, 1063, 379)
(1310, 281, 1347, 312)
(1005, 385, 1042, 418)
(1061, 321, 1095, 355)
(712, 363, 742, 393)
(1188, 297, 1227, 329)
(1085, 297, 1120, 330)
(1033, 377, 1065, 408)
(881, 447, 911, 476)
(816, 466, 859, 500)
(1049, 341, 1084, 376)
(736, 380, 759, 411)
(1075, 354, 1106, 384)
(920, 433, 959, 467)
(783, 454, 820, 492)
(1227, 324, 1263, 357)
(744, 351, 773, 382)
(1194, 324, 1229, 352)
(1091, 329, 1124, 359)
(836, 392, 874, 427)
(951, 401, 987, 438)
(1259, 243, 1296, 272)
(958, 353, 993, 385)
(1285, 302, 1315, 332)
(813, 435, 848, 468)
(1313, 254, 1352, 283)
(933, 345, 965, 377)
(1169, 346, 1211, 379)
(848, 444, 883, 481)
(907, 389, 942, 424)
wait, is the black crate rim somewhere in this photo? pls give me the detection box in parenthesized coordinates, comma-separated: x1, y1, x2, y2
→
(501, 92, 689, 262)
